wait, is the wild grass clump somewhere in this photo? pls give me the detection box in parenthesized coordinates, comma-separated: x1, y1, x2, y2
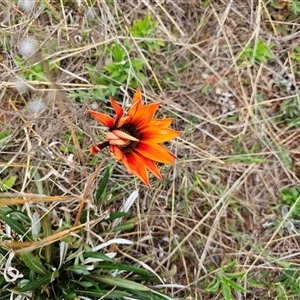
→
(1, 1, 300, 299)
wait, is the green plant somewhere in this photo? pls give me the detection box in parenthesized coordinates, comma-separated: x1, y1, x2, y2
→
(201, 85, 211, 95)
(86, 42, 146, 100)
(277, 97, 300, 128)
(290, 46, 300, 65)
(291, 0, 300, 15)
(14, 56, 56, 82)
(130, 14, 165, 51)
(238, 39, 274, 65)
(104, 43, 146, 86)
(85, 14, 164, 101)
(0, 175, 17, 192)
(275, 265, 300, 298)
(206, 261, 248, 300)
(60, 132, 84, 155)
(248, 264, 300, 299)
(0, 204, 171, 300)
(0, 130, 11, 148)
(225, 137, 264, 164)
(280, 187, 300, 218)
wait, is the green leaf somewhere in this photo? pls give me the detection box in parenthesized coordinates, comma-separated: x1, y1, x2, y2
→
(130, 58, 144, 71)
(74, 288, 131, 298)
(66, 265, 90, 275)
(0, 176, 17, 191)
(136, 72, 147, 84)
(104, 63, 118, 73)
(91, 275, 149, 291)
(225, 271, 246, 278)
(112, 44, 125, 62)
(206, 279, 220, 292)
(107, 83, 117, 95)
(94, 262, 156, 279)
(115, 74, 128, 84)
(222, 260, 236, 272)
(109, 222, 135, 232)
(1, 215, 32, 240)
(95, 165, 111, 204)
(0, 130, 11, 140)
(224, 277, 248, 292)
(19, 272, 56, 292)
(75, 281, 94, 288)
(247, 276, 267, 288)
(20, 252, 49, 276)
(136, 72, 148, 84)
(221, 281, 233, 300)
(130, 15, 158, 38)
(110, 69, 121, 78)
(83, 251, 114, 262)
(106, 212, 129, 220)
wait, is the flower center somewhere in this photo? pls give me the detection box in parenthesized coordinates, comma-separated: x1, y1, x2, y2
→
(118, 123, 140, 153)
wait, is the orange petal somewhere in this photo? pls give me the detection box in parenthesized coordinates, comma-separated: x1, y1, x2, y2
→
(131, 88, 143, 112)
(109, 145, 126, 161)
(90, 142, 109, 154)
(149, 118, 174, 127)
(106, 131, 120, 140)
(108, 139, 128, 146)
(126, 88, 143, 117)
(87, 110, 115, 128)
(127, 98, 143, 117)
(110, 98, 123, 121)
(133, 87, 142, 105)
(117, 115, 131, 128)
(140, 126, 181, 143)
(112, 130, 139, 141)
(125, 152, 150, 186)
(130, 102, 160, 129)
(135, 141, 176, 164)
(142, 157, 162, 180)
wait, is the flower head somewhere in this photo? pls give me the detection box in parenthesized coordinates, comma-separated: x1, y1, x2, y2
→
(87, 88, 180, 186)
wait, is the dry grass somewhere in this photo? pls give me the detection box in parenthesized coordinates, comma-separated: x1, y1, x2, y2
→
(1, 0, 300, 299)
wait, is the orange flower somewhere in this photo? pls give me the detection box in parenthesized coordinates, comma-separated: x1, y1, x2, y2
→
(87, 88, 180, 186)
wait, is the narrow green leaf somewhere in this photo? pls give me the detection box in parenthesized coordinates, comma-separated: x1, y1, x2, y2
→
(221, 281, 233, 300)
(109, 222, 135, 232)
(226, 271, 246, 278)
(1, 215, 32, 240)
(66, 265, 90, 275)
(19, 273, 54, 292)
(206, 279, 220, 292)
(222, 261, 236, 272)
(90, 275, 149, 291)
(94, 262, 153, 277)
(20, 252, 49, 276)
(247, 276, 266, 288)
(226, 278, 248, 292)
(113, 44, 124, 62)
(5, 210, 31, 223)
(83, 252, 113, 262)
(105, 212, 129, 220)
(95, 166, 111, 203)
(74, 288, 131, 298)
